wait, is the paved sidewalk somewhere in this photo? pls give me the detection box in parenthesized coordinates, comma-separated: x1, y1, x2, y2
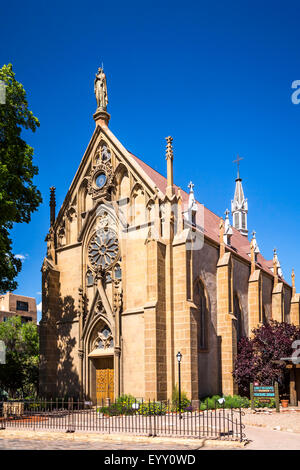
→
(243, 408, 300, 433)
(244, 425, 300, 450)
(0, 429, 245, 450)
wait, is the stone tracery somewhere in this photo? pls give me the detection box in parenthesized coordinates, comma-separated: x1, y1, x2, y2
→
(88, 228, 119, 271)
(93, 325, 114, 350)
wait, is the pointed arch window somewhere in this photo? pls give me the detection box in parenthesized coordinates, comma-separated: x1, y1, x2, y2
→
(194, 280, 209, 351)
(86, 270, 94, 287)
(234, 294, 244, 342)
(114, 264, 122, 280)
(234, 213, 239, 228)
(262, 306, 267, 325)
(242, 213, 246, 229)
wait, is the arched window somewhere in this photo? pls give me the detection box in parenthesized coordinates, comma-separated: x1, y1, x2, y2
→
(262, 306, 267, 325)
(242, 213, 246, 229)
(234, 213, 239, 228)
(194, 279, 208, 350)
(234, 294, 244, 342)
(86, 270, 94, 287)
(114, 264, 122, 280)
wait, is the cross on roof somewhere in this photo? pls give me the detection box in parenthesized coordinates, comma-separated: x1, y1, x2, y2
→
(188, 181, 194, 192)
(233, 154, 244, 179)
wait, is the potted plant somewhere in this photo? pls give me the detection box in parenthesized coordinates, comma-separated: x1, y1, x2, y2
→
(280, 395, 289, 408)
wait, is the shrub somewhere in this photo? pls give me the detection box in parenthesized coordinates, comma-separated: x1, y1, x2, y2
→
(172, 384, 191, 411)
(199, 394, 250, 410)
(252, 398, 276, 408)
(98, 402, 135, 416)
(138, 402, 167, 416)
(116, 394, 137, 407)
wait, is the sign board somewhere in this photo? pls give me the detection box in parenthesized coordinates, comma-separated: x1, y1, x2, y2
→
(250, 382, 280, 412)
(0, 341, 6, 364)
(253, 386, 275, 397)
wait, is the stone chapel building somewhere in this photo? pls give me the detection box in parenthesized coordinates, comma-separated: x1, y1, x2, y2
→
(39, 69, 300, 403)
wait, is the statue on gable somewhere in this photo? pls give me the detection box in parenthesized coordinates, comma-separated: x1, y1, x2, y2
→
(94, 67, 108, 111)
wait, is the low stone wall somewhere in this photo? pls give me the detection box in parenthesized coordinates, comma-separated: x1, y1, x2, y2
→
(3, 402, 24, 418)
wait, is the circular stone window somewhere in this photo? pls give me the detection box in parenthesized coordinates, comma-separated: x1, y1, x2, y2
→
(88, 229, 119, 270)
(95, 172, 107, 189)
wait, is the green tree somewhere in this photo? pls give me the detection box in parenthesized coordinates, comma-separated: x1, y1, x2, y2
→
(0, 63, 42, 293)
(0, 316, 39, 397)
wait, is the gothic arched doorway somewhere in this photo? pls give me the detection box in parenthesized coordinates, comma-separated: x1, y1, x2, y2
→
(87, 321, 115, 404)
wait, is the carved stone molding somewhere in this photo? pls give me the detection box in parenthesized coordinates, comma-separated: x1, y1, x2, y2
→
(87, 160, 114, 200)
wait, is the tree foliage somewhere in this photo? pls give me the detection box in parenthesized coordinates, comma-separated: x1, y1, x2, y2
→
(0, 63, 42, 293)
(0, 316, 39, 397)
(233, 321, 300, 395)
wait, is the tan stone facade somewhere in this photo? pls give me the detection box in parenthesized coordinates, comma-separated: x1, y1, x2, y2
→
(39, 97, 298, 402)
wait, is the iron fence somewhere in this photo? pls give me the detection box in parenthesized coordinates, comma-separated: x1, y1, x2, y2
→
(0, 399, 246, 441)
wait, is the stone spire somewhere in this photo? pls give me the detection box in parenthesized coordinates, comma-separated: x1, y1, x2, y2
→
(231, 156, 248, 236)
(250, 230, 260, 273)
(223, 209, 233, 246)
(165, 136, 174, 198)
(273, 249, 278, 286)
(184, 181, 197, 224)
(219, 218, 225, 257)
(272, 248, 283, 286)
(50, 186, 56, 226)
(292, 268, 296, 297)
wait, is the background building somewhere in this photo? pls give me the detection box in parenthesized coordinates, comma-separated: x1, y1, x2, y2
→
(0, 292, 37, 323)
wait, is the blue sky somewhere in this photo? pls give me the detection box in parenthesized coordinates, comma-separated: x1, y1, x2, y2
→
(1, 0, 300, 321)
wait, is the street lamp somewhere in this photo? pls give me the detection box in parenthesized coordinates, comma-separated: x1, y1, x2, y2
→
(176, 351, 182, 419)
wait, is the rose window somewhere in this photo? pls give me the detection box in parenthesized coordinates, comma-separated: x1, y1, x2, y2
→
(88, 228, 119, 271)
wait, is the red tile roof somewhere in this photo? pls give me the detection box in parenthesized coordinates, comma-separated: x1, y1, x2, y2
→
(130, 152, 283, 282)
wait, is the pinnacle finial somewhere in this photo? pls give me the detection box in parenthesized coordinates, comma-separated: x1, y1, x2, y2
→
(219, 218, 225, 256)
(292, 268, 296, 296)
(165, 136, 174, 196)
(50, 186, 56, 226)
(165, 136, 173, 161)
(188, 181, 194, 192)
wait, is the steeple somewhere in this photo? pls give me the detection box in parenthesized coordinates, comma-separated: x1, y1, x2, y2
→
(231, 156, 248, 236)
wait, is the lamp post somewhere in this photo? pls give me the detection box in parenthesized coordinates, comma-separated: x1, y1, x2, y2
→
(176, 351, 182, 419)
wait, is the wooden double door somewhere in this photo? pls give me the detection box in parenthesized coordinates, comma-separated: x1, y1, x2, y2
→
(95, 357, 114, 404)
